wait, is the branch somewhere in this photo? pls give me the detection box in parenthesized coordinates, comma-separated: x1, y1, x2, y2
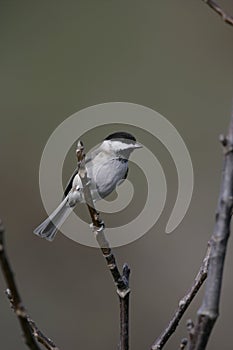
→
(120, 264, 130, 350)
(202, 0, 233, 26)
(150, 244, 211, 350)
(0, 219, 60, 350)
(76, 141, 130, 350)
(188, 108, 233, 349)
(28, 320, 59, 350)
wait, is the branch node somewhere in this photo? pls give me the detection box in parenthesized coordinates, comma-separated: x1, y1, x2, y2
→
(187, 107, 233, 348)
(0, 218, 60, 350)
(186, 319, 194, 333)
(117, 287, 131, 299)
(179, 338, 188, 349)
(91, 221, 105, 233)
(122, 263, 131, 285)
(219, 134, 227, 147)
(219, 134, 233, 155)
(150, 245, 210, 350)
(178, 298, 186, 308)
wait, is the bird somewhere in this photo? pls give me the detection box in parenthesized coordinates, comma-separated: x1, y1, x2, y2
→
(33, 131, 142, 241)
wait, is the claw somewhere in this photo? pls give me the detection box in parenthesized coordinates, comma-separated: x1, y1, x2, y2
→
(90, 221, 105, 232)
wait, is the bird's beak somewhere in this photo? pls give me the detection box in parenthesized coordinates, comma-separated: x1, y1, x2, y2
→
(134, 142, 143, 149)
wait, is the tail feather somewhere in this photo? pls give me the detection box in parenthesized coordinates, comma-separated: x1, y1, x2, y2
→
(33, 197, 73, 241)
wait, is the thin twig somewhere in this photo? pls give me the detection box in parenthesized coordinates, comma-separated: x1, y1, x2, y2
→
(0, 219, 40, 350)
(0, 219, 60, 350)
(188, 109, 233, 350)
(27, 318, 60, 350)
(76, 141, 130, 350)
(201, 0, 233, 26)
(151, 244, 211, 350)
(120, 264, 130, 350)
(6, 289, 60, 350)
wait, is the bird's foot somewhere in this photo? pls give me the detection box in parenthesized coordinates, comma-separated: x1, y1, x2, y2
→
(90, 221, 105, 233)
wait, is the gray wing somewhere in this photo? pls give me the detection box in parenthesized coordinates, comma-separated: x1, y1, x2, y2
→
(95, 158, 128, 199)
(63, 150, 95, 198)
(63, 168, 79, 198)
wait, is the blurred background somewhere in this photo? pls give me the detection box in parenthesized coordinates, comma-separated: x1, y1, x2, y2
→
(0, 1, 233, 349)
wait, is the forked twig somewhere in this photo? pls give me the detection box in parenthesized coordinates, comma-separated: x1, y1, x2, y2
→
(151, 244, 211, 350)
(0, 219, 60, 350)
(187, 110, 233, 349)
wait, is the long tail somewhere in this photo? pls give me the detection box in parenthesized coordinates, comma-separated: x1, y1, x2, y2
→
(33, 197, 74, 241)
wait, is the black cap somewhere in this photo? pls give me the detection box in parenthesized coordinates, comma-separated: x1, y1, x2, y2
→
(104, 131, 136, 142)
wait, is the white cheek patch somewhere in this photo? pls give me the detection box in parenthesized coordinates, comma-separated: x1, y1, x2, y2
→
(102, 140, 136, 151)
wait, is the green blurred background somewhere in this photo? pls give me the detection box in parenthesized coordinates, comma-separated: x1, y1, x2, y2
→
(0, 1, 233, 349)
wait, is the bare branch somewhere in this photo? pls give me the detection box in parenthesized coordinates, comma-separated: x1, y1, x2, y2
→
(188, 108, 233, 349)
(76, 141, 130, 350)
(6, 289, 60, 350)
(0, 219, 41, 350)
(201, 0, 233, 26)
(27, 318, 60, 350)
(151, 244, 211, 350)
(120, 264, 130, 350)
(0, 219, 60, 350)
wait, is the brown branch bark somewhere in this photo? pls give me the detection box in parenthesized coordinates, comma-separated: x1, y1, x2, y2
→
(150, 244, 211, 350)
(187, 109, 233, 349)
(0, 219, 60, 350)
(201, 0, 233, 26)
(76, 141, 130, 350)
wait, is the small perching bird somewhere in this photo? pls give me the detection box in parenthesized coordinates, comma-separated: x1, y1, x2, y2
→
(34, 132, 142, 241)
